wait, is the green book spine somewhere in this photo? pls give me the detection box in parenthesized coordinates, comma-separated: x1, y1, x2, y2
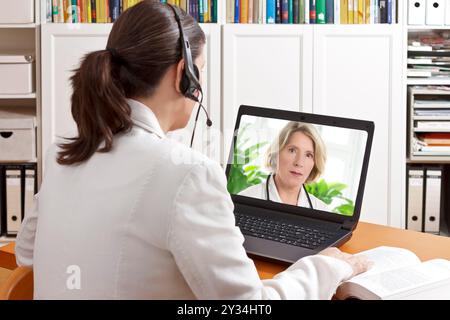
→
(212, 0, 217, 22)
(299, 0, 305, 23)
(316, 0, 326, 24)
(288, 0, 293, 23)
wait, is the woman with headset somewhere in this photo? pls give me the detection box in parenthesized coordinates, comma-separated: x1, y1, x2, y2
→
(15, 1, 370, 299)
(240, 122, 329, 211)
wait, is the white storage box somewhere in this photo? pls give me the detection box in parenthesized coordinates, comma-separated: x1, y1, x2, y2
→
(0, 107, 36, 162)
(0, 55, 35, 94)
(0, 0, 34, 24)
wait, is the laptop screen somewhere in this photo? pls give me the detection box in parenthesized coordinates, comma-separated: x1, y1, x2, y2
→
(226, 109, 372, 218)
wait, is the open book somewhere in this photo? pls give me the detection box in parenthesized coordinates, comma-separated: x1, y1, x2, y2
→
(335, 246, 450, 300)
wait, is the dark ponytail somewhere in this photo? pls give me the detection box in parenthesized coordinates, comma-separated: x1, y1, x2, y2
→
(57, 0, 205, 165)
(57, 50, 132, 165)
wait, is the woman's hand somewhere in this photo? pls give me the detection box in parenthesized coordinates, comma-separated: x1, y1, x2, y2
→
(318, 247, 373, 277)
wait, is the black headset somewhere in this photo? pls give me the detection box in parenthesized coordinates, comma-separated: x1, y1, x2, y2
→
(167, 4, 212, 147)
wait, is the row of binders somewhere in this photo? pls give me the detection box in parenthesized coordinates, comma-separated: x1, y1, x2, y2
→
(0, 164, 37, 237)
(46, 0, 218, 23)
(408, 0, 450, 26)
(226, 0, 398, 24)
(406, 165, 446, 234)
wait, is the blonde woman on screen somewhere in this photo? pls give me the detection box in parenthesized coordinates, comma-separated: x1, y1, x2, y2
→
(240, 122, 329, 211)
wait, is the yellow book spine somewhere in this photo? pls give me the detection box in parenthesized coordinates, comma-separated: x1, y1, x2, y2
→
(358, 0, 364, 24)
(240, 0, 248, 23)
(340, 0, 348, 24)
(87, 0, 92, 23)
(206, 0, 211, 23)
(353, 0, 358, 24)
(99, 0, 105, 23)
(365, 0, 370, 24)
(180, 0, 187, 11)
(347, 0, 353, 24)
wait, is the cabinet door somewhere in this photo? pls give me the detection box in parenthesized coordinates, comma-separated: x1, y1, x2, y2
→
(222, 25, 313, 165)
(313, 25, 404, 226)
(41, 24, 111, 169)
(41, 24, 221, 169)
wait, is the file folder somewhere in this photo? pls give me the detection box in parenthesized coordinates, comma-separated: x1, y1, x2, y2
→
(0, 166, 4, 235)
(426, 0, 445, 25)
(407, 167, 424, 232)
(445, 0, 450, 24)
(5, 167, 22, 236)
(24, 167, 36, 219)
(424, 168, 442, 234)
(408, 0, 426, 25)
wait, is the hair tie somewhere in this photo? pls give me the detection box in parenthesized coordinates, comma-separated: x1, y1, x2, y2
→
(106, 47, 125, 65)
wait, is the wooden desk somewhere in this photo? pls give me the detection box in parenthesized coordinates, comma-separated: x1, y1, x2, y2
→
(253, 222, 450, 279)
(2, 222, 450, 279)
(0, 242, 16, 270)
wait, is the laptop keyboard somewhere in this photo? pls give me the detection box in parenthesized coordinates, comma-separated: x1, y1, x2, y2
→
(235, 212, 338, 250)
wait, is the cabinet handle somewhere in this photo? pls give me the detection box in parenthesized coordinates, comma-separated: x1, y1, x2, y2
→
(0, 131, 13, 138)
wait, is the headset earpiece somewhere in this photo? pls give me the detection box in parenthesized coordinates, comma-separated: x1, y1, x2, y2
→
(180, 69, 190, 96)
(180, 64, 200, 100)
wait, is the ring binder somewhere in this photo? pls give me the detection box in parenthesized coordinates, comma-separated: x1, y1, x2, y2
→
(424, 167, 443, 234)
(0, 163, 37, 237)
(406, 166, 424, 232)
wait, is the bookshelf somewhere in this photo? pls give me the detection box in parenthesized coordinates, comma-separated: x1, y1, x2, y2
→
(0, 0, 41, 240)
(404, 1, 450, 236)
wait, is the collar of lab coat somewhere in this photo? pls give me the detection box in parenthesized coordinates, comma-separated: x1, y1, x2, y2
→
(268, 174, 308, 207)
(127, 98, 165, 139)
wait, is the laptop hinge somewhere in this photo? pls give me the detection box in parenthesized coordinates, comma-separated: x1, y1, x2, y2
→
(341, 220, 354, 231)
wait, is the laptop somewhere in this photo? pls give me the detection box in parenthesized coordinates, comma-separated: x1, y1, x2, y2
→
(225, 105, 374, 264)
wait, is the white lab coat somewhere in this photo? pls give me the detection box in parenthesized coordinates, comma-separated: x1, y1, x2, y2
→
(239, 175, 329, 211)
(15, 98, 352, 299)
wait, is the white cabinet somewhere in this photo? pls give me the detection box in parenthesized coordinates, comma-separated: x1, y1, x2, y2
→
(313, 25, 404, 226)
(41, 23, 405, 227)
(222, 24, 404, 226)
(222, 25, 314, 164)
(41, 23, 221, 169)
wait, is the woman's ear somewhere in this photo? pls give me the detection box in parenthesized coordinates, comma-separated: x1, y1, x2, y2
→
(174, 59, 184, 94)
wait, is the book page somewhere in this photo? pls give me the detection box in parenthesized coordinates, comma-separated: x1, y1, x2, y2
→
(349, 259, 450, 299)
(352, 246, 421, 278)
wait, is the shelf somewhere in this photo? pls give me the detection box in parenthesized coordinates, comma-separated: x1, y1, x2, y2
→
(407, 78, 450, 85)
(409, 88, 450, 95)
(0, 23, 36, 28)
(408, 25, 450, 30)
(414, 128, 450, 132)
(0, 93, 36, 99)
(407, 157, 450, 163)
(413, 116, 450, 120)
(412, 151, 450, 157)
(413, 105, 450, 109)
